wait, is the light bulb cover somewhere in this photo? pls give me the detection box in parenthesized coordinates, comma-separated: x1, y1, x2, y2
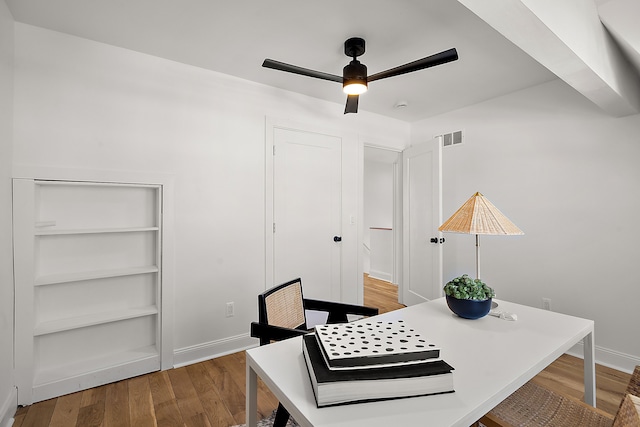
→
(343, 83, 368, 95)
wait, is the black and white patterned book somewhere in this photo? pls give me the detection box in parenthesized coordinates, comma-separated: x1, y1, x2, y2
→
(302, 334, 454, 407)
(315, 319, 440, 369)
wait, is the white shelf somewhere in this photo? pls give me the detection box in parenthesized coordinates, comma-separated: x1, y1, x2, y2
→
(35, 266, 159, 286)
(35, 180, 159, 189)
(34, 345, 159, 387)
(35, 226, 159, 236)
(34, 306, 158, 336)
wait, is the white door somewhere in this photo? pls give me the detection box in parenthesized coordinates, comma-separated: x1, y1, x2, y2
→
(271, 127, 342, 301)
(402, 139, 443, 305)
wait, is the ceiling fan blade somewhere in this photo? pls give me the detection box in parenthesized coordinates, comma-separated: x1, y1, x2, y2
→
(367, 48, 458, 83)
(344, 94, 359, 114)
(262, 59, 342, 83)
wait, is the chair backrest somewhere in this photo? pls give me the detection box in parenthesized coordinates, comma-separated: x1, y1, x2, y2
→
(258, 278, 307, 330)
(612, 366, 640, 427)
(610, 365, 640, 427)
(627, 366, 640, 398)
(612, 394, 640, 427)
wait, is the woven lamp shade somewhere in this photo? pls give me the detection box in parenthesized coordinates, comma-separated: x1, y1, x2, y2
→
(439, 192, 523, 235)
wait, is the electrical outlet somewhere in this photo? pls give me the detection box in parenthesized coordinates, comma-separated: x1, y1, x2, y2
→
(226, 302, 234, 317)
(542, 298, 551, 311)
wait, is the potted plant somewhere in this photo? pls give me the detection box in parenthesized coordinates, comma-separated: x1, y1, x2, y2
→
(443, 274, 495, 319)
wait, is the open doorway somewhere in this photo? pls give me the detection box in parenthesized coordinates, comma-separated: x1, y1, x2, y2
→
(363, 146, 401, 296)
(363, 138, 442, 307)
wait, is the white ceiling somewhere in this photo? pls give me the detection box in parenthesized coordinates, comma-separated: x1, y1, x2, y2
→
(598, 0, 640, 75)
(4, 0, 639, 122)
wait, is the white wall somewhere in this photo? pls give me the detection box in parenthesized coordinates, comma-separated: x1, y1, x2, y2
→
(412, 79, 640, 372)
(363, 158, 394, 278)
(12, 23, 409, 366)
(10, 8, 638, 400)
(0, 2, 15, 425)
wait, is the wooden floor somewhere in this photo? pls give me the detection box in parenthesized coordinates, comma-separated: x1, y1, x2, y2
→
(14, 275, 632, 426)
(363, 273, 406, 314)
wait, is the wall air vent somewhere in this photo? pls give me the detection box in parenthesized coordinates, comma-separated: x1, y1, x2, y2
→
(440, 130, 463, 147)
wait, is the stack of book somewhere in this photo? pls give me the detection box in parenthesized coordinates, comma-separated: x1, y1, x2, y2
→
(302, 319, 455, 408)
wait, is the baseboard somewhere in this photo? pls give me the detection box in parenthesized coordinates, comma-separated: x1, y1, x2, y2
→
(368, 270, 393, 283)
(173, 333, 257, 368)
(0, 387, 16, 427)
(567, 341, 640, 374)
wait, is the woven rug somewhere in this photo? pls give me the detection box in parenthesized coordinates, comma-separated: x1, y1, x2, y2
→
(230, 410, 299, 427)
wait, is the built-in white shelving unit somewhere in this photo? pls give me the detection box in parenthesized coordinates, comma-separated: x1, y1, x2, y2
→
(14, 179, 163, 404)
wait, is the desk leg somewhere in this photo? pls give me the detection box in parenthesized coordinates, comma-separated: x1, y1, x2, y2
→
(246, 362, 258, 427)
(584, 330, 596, 407)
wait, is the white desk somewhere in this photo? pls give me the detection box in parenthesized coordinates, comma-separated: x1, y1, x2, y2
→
(246, 298, 595, 427)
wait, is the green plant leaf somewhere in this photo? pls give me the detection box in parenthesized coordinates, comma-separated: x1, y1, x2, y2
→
(443, 274, 494, 301)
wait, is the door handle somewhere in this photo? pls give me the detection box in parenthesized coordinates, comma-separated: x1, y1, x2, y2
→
(333, 236, 342, 242)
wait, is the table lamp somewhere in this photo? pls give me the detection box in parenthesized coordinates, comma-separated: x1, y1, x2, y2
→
(438, 192, 523, 280)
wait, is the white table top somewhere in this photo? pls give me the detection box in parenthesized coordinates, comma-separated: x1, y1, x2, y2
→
(246, 298, 594, 427)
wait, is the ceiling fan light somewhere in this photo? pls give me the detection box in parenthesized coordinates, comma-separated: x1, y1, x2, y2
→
(343, 60, 368, 95)
(343, 82, 368, 95)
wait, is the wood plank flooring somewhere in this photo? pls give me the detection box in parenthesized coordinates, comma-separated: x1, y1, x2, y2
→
(14, 275, 632, 426)
(363, 274, 406, 314)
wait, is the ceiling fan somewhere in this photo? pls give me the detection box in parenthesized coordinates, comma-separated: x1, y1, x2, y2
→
(262, 37, 458, 114)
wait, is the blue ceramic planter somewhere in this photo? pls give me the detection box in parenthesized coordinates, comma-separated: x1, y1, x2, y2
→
(446, 295, 492, 319)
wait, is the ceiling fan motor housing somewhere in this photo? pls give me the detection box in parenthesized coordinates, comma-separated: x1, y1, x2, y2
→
(343, 60, 367, 85)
